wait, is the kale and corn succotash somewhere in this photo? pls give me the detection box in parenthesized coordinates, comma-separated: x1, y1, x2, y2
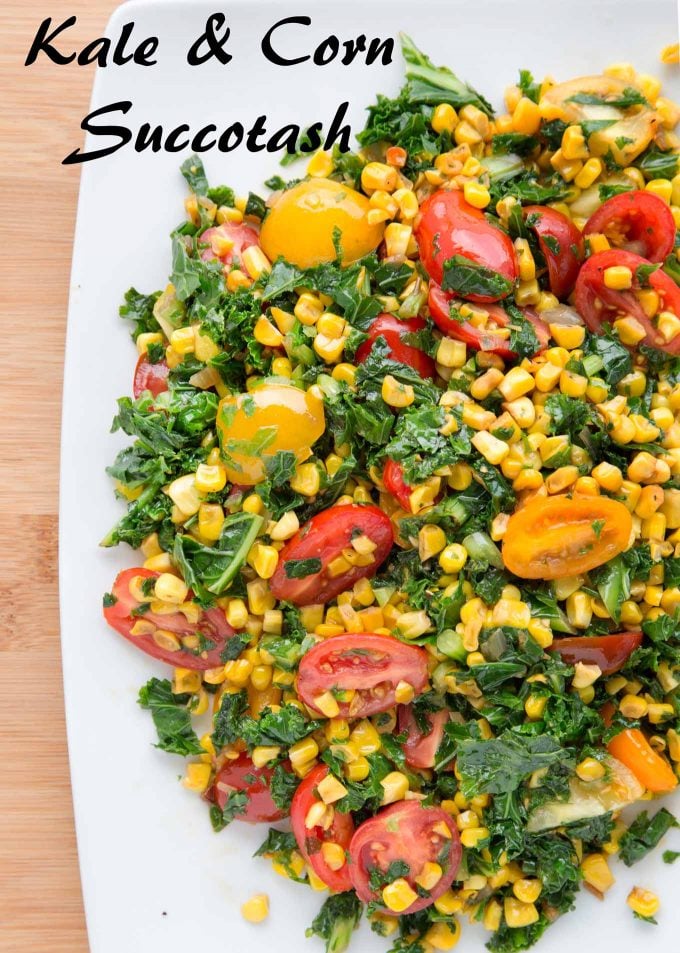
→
(102, 34, 680, 953)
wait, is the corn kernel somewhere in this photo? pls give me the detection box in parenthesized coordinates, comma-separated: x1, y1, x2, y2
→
(241, 894, 269, 924)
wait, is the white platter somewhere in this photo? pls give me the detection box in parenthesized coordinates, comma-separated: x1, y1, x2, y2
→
(60, 1, 680, 950)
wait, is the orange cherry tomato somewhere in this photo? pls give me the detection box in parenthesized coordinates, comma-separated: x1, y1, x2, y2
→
(502, 495, 633, 580)
(216, 383, 325, 485)
(607, 728, 678, 794)
(259, 178, 384, 268)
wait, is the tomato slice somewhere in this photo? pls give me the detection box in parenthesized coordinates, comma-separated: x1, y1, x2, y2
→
(607, 727, 677, 794)
(502, 495, 633, 580)
(382, 459, 414, 512)
(398, 705, 449, 770)
(550, 631, 642, 675)
(583, 191, 676, 263)
(103, 568, 237, 669)
(133, 353, 170, 399)
(522, 205, 584, 298)
(269, 504, 394, 606)
(348, 800, 461, 913)
(211, 754, 288, 823)
(199, 222, 260, 269)
(575, 248, 680, 354)
(297, 634, 429, 719)
(355, 314, 435, 378)
(290, 764, 354, 892)
(416, 190, 518, 302)
(428, 282, 548, 357)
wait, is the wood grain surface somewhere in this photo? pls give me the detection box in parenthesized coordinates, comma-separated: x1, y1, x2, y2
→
(0, 4, 117, 950)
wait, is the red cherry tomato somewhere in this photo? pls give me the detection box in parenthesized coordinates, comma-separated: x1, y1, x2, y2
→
(398, 705, 449, 770)
(199, 222, 260, 268)
(297, 634, 429, 719)
(348, 800, 462, 913)
(383, 459, 414, 511)
(355, 314, 435, 378)
(416, 190, 518, 302)
(575, 248, 680, 354)
(428, 282, 548, 357)
(290, 764, 354, 892)
(522, 205, 585, 298)
(103, 568, 236, 669)
(133, 353, 169, 399)
(550, 631, 643, 676)
(269, 504, 394, 606)
(211, 754, 288, 823)
(584, 190, 676, 263)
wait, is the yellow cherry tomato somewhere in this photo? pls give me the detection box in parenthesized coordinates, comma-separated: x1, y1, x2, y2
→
(217, 383, 325, 485)
(259, 178, 384, 268)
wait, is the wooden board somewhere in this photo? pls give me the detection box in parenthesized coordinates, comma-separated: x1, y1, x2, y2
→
(0, 4, 117, 950)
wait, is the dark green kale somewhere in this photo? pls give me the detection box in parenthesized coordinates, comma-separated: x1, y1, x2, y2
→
(619, 808, 678, 866)
(442, 255, 514, 299)
(174, 512, 264, 600)
(119, 287, 161, 340)
(138, 678, 203, 756)
(306, 892, 363, 953)
(209, 790, 249, 832)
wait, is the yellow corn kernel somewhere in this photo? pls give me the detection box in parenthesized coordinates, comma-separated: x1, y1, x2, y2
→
(247, 578, 275, 616)
(195, 463, 227, 495)
(549, 324, 585, 350)
(574, 157, 603, 189)
(382, 374, 415, 408)
(560, 369, 588, 398)
(471, 368, 504, 401)
(460, 827, 489, 849)
(512, 878, 543, 904)
(439, 543, 468, 574)
(418, 524, 448, 561)
(167, 474, 203, 517)
(242, 246, 271, 280)
(434, 890, 463, 916)
(136, 331, 164, 356)
(515, 278, 541, 306)
(182, 761, 212, 794)
(295, 292, 324, 326)
(587, 232, 611, 255)
(397, 610, 432, 639)
(315, 689, 343, 718)
(290, 463, 321, 498)
(562, 124, 589, 160)
(647, 702, 675, 724)
(524, 694, 547, 720)
(431, 102, 458, 134)
(604, 265, 633, 290)
(614, 316, 647, 346)
(491, 599, 531, 628)
(251, 745, 281, 769)
(154, 573, 188, 605)
(627, 887, 660, 918)
(241, 894, 269, 924)
(499, 367, 535, 401)
(362, 162, 398, 193)
(170, 326, 195, 356)
(382, 878, 418, 913)
(143, 553, 176, 574)
(534, 361, 562, 392)
(380, 771, 409, 805)
(512, 97, 541, 135)
(436, 337, 467, 369)
(471, 431, 510, 466)
(306, 149, 334, 178)
(425, 921, 460, 951)
(253, 315, 284, 348)
(658, 310, 680, 343)
(550, 149, 583, 182)
(289, 737, 319, 768)
(197, 502, 224, 542)
(463, 181, 491, 209)
(504, 897, 539, 928)
(251, 543, 279, 580)
(581, 853, 615, 893)
(646, 178, 673, 204)
(576, 757, 606, 781)
(345, 757, 370, 782)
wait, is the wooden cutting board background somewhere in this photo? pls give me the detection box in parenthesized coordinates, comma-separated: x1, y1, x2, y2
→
(0, 3, 116, 950)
